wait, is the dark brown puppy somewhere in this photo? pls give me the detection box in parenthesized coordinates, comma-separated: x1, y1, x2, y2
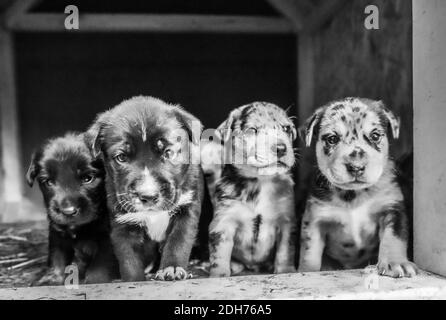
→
(26, 133, 118, 285)
(87, 96, 203, 281)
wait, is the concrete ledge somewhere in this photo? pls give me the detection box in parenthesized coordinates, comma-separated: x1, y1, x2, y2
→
(0, 269, 445, 300)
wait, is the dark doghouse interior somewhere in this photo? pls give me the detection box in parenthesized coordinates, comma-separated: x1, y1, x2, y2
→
(16, 33, 297, 213)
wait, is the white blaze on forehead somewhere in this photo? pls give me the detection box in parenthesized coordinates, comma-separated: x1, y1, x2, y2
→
(140, 120, 147, 142)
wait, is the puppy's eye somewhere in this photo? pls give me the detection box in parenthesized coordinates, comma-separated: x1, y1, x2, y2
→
(157, 140, 164, 150)
(282, 125, 291, 134)
(81, 175, 95, 184)
(370, 132, 382, 143)
(246, 127, 257, 135)
(115, 153, 128, 163)
(164, 149, 176, 160)
(326, 135, 340, 145)
(44, 179, 54, 187)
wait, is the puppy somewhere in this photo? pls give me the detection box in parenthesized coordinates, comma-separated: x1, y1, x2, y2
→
(87, 96, 203, 282)
(205, 102, 297, 277)
(200, 138, 224, 207)
(298, 97, 418, 277)
(26, 133, 118, 285)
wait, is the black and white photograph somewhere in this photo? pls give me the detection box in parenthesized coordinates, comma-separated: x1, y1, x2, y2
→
(0, 0, 445, 305)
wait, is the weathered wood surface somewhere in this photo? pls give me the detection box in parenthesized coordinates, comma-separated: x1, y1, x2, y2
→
(2, 0, 41, 26)
(310, 0, 413, 158)
(266, 0, 304, 31)
(296, 33, 315, 191)
(413, 0, 446, 277)
(0, 28, 29, 223)
(304, 0, 349, 33)
(0, 270, 445, 300)
(7, 14, 294, 34)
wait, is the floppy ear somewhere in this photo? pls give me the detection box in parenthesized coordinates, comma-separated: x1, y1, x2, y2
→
(374, 101, 400, 139)
(298, 107, 325, 147)
(290, 123, 297, 141)
(85, 121, 103, 157)
(85, 111, 110, 157)
(26, 149, 42, 187)
(217, 107, 243, 141)
(174, 107, 203, 145)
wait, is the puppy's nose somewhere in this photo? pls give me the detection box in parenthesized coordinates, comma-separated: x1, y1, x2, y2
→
(346, 163, 365, 177)
(349, 147, 365, 159)
(60, 206, 78, 216)
(135, 192, 159, 205)
(273, 143, 287, 157)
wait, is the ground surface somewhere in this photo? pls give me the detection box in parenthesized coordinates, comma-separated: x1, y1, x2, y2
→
(0, 221, 48, 288)
(0, 220, 244, 288)
(0, 269, 445, 300)
(2, 221, 446, 300)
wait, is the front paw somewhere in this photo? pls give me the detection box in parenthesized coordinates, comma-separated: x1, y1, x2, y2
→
(209, 264, 231, 278)
(34, 270, 65, 286)
(274, 265, 297, 274)
(230, 261, 245, 275)
(377, 260, 418, 278)
(297, 264, 319, 273)
(154, 266, 191, 281)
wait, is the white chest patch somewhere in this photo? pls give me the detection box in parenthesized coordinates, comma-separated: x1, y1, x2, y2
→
(143, 213, 171, 242)
(115, 191, 194, 242)
(314, 198, 376, 247)
(344, 201, 376, 246)
(116, 211, 171, 242)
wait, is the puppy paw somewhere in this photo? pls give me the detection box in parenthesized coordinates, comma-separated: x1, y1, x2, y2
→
(230, 261, 245, 275)
(154, 266, 191, 281)
(34, 270, 65, 286)
(377, 260, 418, 278)
(274, 265, 297, 274)
(209, 266, 231, 278)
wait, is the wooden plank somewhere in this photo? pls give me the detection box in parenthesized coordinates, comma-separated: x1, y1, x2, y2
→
(2, 0, 41, 26)
(0, 269, 444, 299)
(294, 0, 349, 190)
(7, 13, 294, 34)
(413, 0, 446, 277)
(0, 29, 23, 222)
(267, 1, 347, 191)
(296, 33, 315, 191)
(266, 0, 304, 31)
(297, 34, 314, 124)
(305, 0, 349, 33)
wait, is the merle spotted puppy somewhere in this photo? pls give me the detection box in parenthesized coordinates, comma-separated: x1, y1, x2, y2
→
(204, 102, 297, 277)
(298, 97, 418, 277)
(27, 133, 118, 285)
(87, 96, 204, 282)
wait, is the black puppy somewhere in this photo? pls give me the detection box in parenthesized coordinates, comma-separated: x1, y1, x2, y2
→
(27, 133, 118, 285)
(87, 96, 204, 281)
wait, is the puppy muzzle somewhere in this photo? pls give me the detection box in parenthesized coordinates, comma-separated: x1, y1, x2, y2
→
(52, 196, 82, 216)
(245, 140, 293, 168)
(126, 174, 177, 212)
(345, 162, 366, 178)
